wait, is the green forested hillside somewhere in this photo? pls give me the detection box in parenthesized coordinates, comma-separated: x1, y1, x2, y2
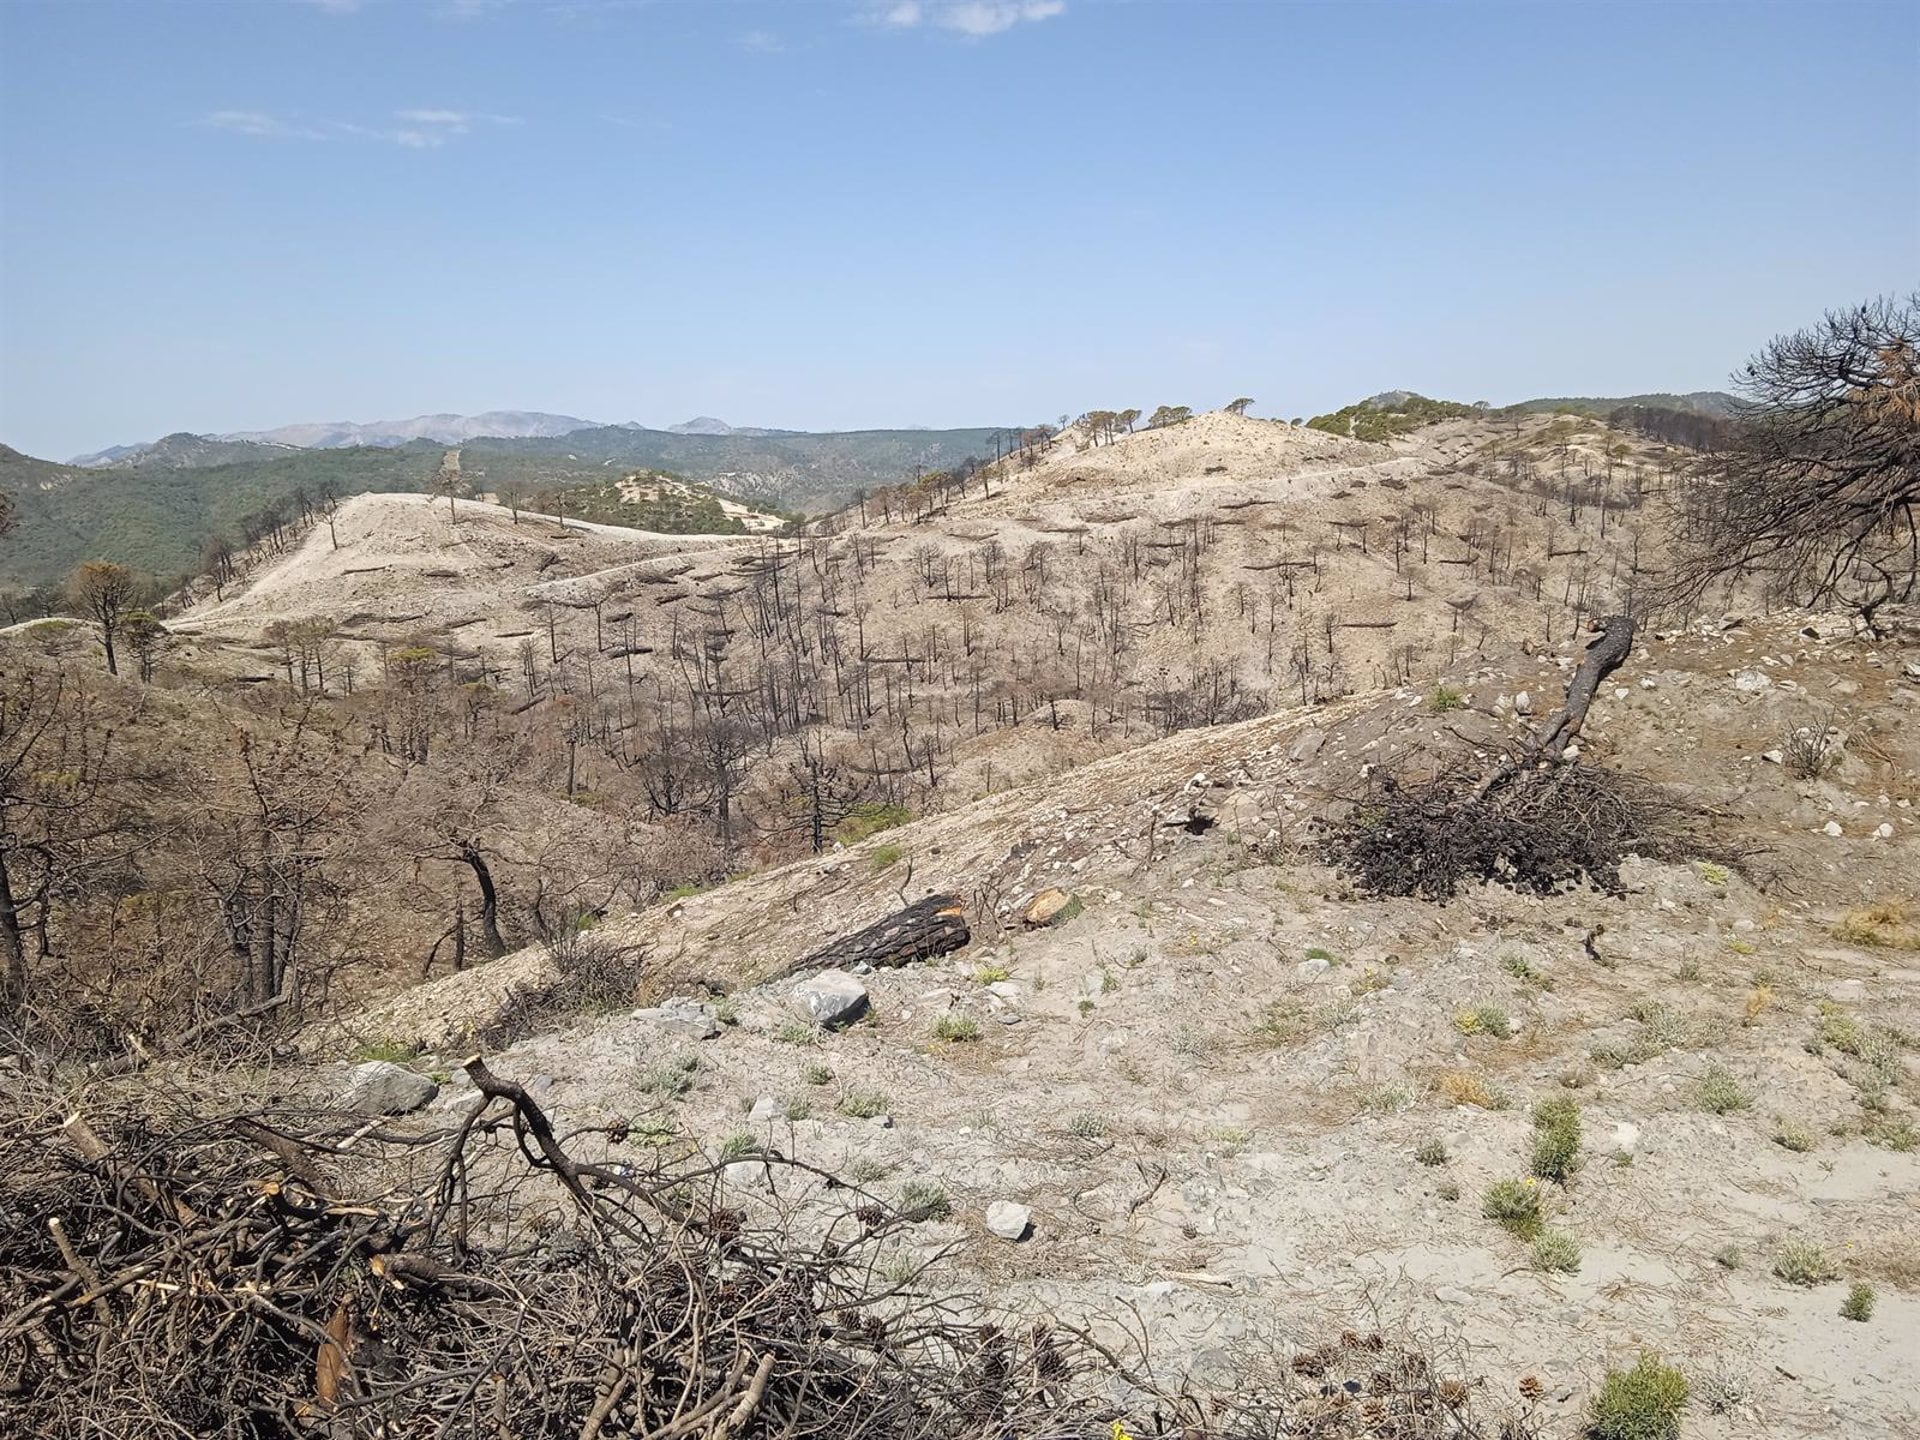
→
(526, 474, 790, 534)
(0, 443, 443, 589)
(1305, 394, 1482, 441)
(459, 425, 1003, 510)
(0, 423, 1004, 589)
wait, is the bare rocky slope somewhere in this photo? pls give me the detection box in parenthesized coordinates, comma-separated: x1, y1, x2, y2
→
(318, 605, 1920, 1438)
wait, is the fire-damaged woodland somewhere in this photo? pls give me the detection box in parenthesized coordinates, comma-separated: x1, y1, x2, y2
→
(2, 298, 1917, 1438)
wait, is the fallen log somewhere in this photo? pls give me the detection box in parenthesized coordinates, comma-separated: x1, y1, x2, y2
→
(778, 894, 968, 979)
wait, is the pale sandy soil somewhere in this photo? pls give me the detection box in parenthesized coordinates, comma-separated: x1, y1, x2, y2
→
(318, 611, 1920, 1438)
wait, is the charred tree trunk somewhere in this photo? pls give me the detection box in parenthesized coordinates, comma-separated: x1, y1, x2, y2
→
(459, 843, 507, 957)
(778, 894, 968, 979)
(1533, 613, 1635, 758)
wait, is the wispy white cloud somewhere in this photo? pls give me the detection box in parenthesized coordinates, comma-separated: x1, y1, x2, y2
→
(739, 28, 783, 52)
(203, 110, 330, 140)
(867, 0, 1063, 36)
(299, 0, 365, 14)
(201, 108, 520, 148)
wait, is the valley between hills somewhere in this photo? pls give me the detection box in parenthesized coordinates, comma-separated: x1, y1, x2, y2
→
(3, 390, 1916, 1439)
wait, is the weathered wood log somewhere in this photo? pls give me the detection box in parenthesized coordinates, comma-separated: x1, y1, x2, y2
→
(780, 894, 968, 978)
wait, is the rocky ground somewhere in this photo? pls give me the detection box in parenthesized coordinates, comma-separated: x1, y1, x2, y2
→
(314, 608, 1920, 1437)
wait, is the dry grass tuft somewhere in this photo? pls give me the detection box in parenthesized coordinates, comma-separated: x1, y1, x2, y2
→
(1833, 902, 1920, 950)
(1435, 1070, 1507, 1109)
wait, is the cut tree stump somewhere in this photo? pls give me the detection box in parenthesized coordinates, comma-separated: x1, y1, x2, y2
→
(779, 895, 968, 979)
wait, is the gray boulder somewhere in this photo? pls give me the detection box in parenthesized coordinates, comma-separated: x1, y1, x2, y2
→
(985, 1200, 1032, 1241)
(344, 1060, 438, 1115)
(791, 968, 869, 1028)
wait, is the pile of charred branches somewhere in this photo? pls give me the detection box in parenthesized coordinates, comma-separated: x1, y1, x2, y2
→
(1, 1060, 1538, 1438)
(1323, 760, 1708, 900)
(1324, 615, 1720, 900)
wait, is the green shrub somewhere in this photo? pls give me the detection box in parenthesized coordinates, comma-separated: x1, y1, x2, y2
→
(1697, 1065, 1750, 1114)
(1427, 683, 1467, 714)
(1455, 1003, 1514, 1039)
(1771, 1118, 1816, 1153)
(973, 962, 1012, 984)
(838, 1087, 889, 1119)
(1773, 1239, 1838, 1287)
(348, 1038, 420, 1065)
(717, 1130, 757, 1161)
(897, 1179, 951, 1221)
(641, 1054, 698, 1099)
(1066, 1112, 1110, 1139)
(775, 1020, 819, 1046)
(870, 843, 903, 871)
(1712, 1244, 1742, 1270)
(1530, 1096, 1583, 1183)
(1590, 1354, 1688, 1440)
(1414, 1137, 1449, 1167)
(800, 1061, 835, 1086)
(783, 1096, 813, 1121)
(1532, 1228, 1581, 1273)
(835, 801, 912, 844)
(1482, 1178, 1545, 1241)
(932, 1013, 982, 1043)
(1840, 1282, 1876, 1322)
(1360, 1084, 1413, 1114)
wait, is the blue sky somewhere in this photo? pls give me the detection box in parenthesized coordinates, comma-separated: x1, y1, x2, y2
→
(1, 0, 1915, 459)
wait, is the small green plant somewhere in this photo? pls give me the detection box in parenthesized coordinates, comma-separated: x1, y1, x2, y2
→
(717, 1130, 758, 1161)
(1427, 683, 1466, 714)
(870, 842, 903, 871)
(932, 1013, 982, 1043)
(973, 962, 1012, 984)
(348, 1038, 420, 1065)
(1840, 1282, 1876, 1322)
(1868, 1116, 1918, 1152)
(775, 1020, 820, 1046)
(1455, 1003, 1514, 1039)
(1066, 1111, 1110, 1139)
(1414, 1137, 1449, 1167)
(877, 1251, 919, 1286)
(1677, 957, 1703, 982)
(1100, 967, 1119, 994)
(1697, 1065, 1750, 1114)
(1435, 1178, 1461, 1201)
(1482, 1178, 1545, 1241)
(1305, 946, 1336, 962)
(1590, 1354, 1689, 1440)
(835, 801, 912, 844)
(1697, 861, 1730, 887)
(838, 1087, 889, 1119)
(1530, 1096, 1583, 1183)
(1360, 1084, 1413, 1115)
(845, 1156, 894, 1185)
(1501, 953, 1551, 988)
(801, 1061, 834, 1086)
(897, 1179, 952, 1221)
(641, 1054, 699, 1100)
(783, 1095, 813, 1121)
(1713, 1244, 1742, 1270)
(1532, 1228, 1581, 1274)
(712, 996, 741, 1026)
(1773, 1239, 1838, 1287)
(1251, 998, 1310, 1046)
(1772, 1118, 1816, 1153)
